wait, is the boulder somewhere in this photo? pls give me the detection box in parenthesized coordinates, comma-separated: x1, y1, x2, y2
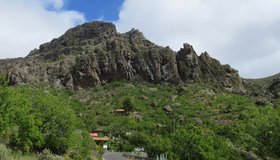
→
(163, 105, 173, 112)
(178, 115, 185, 123)
(193, 118, 203, 125)
(141, 95, 149, 100)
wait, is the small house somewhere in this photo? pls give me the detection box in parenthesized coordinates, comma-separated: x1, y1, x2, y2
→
(90, 132, 110, 149)
(115, 109, 126, 115)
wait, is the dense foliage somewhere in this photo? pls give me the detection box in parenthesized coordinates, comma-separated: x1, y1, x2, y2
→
(73, 80, 280, 160)
(1, 76, 280, 159)
(0, 76, 95, 159)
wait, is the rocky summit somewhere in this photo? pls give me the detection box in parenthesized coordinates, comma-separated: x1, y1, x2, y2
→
(0, 21, 245, 92)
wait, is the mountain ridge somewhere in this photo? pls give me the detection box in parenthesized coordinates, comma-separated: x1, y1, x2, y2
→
(245, 72, 280, 87)
(0, 21, 245, 92)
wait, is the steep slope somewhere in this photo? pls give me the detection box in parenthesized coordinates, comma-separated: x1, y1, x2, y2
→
(0, 21, 245, 92)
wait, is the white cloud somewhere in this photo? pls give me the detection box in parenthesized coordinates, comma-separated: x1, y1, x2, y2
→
(115, 0, 280, 78)
(42, 0, 64, 10)
(0, 0, 85, 59)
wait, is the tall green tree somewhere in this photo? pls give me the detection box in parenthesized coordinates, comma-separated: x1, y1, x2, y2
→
(171, 126, 241, 160)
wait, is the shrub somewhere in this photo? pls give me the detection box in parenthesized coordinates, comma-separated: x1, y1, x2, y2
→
(171, 126, 241, 160)
(122, 97, 134, 112)
(0, 144, 14, 160)
(128, 132, 149, 147)
(38, 149, 65, 160)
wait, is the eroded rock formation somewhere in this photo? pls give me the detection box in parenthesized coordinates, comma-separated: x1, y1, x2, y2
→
(0, 21, 245, 92)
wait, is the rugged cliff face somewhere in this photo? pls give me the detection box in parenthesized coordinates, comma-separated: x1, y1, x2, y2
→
(177, 43, 245, 92)
(0, 21, 245, 92)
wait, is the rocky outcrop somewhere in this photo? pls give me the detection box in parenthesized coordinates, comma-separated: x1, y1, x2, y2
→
(177, 43, 245, 93)
(243, 77, 280, 104)
(268, 78, 280, 99)
(0, 21, 245, 92)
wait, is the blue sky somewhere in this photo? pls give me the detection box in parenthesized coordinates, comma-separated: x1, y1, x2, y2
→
(65, 0, 124, 21)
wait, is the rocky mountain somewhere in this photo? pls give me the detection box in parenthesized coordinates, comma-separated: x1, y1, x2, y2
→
(0, 21, 245, 92)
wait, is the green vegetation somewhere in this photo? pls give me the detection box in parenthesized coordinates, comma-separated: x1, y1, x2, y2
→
(73, 80, 280, 159)
(0, 144, 65, 160)
(245, 72, 280, 87)
(122, 97, 134, 113)
(0, 76, 96, 159)
(1, 76, 280, 159)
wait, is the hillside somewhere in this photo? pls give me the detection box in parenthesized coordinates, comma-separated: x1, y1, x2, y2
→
(243, 73, 280, 103)
(1, 80, 280, 159)
(245, 73, 280, 87)
(0, 21, 245, 93)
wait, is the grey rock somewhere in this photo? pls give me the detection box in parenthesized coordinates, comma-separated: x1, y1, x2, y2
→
(0, 21, 245, 93)
(163, 105, 173, 112)
(217, 119, 232, 125)
(141, 95, 149, 100)
(193, 118, 203, 125)
(132, 111, 142, 120)
(157, 124, 167, 128)
(239, 150, 259, 160)
(178, 115, 185, 122)
(268, 78, 280, 99)
(172, 103, 182, 107)
(176, 43, 245, 93)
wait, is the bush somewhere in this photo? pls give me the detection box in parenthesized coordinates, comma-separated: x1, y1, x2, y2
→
(38, 149, 65, 160)
(122, 97, 134, 112)
(255, 116, 280, 158)
(128, 132, 149, 147)
(119, 141, 134, 152)
(0, 144, 14, 160)
(171, 126, 241, 160)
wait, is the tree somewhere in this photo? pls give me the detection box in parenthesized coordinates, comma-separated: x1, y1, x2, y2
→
(0, 75, 13, 145)
(32, 92, 78, 154)
(145, 135, 172, 158)
(0, 85, 94, 158)
(171, 126, 241, 160)
(122, 97, 133, 113)
(128, 132, 149, 147)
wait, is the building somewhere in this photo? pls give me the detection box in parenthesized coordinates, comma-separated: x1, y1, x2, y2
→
(90, 131, 110, 149)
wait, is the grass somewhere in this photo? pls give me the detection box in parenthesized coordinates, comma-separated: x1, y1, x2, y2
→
(1, 79, 280, 159)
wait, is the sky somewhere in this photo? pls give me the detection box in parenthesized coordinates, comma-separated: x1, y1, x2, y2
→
(0, 0, 280, 78)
